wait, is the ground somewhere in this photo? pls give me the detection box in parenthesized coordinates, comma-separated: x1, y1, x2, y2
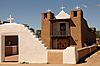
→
(0, 50, 100, 66)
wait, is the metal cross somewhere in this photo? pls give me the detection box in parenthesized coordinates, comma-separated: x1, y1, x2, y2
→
(7, 15, 14, 23)
(60, 6, 65, 10)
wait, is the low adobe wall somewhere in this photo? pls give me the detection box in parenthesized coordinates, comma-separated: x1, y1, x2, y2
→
(48, 47, 79, 64)
(89, 45, 97, 53)
(78, 47, 90, 59)
(5, 45, 97, 64)
(77, 45, 97, 60)
(47, 45, 97, 64)
(63, 47, 78, 64)
(48, 50, 63, 64)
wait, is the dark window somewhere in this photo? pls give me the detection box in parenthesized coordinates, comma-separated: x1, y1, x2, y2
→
(74, 11, 77, 17)
(5, 36, 18, 46)
(44, 13, 47, 19)
(60, 23, 66, 35)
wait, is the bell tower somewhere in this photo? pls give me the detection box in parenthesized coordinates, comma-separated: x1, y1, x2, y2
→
(41, 10, 54, 49)
(70, 8, 84, 48)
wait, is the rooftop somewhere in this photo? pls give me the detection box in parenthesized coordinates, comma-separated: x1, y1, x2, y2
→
(55, 10, 70, 19)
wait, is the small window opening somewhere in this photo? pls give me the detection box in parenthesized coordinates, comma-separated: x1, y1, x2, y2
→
(60, 23, 66, 35)
(74, 11, 77, 17)
(44, 13, 47, 19)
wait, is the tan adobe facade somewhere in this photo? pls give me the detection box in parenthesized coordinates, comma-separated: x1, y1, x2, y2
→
(0, 8, 97, 64)
(41, 9, 96, 49)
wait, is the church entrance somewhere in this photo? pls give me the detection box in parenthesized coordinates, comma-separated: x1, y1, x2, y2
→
(4, 35, 18, 62)
(52, 38, 70, 49)
(57, 38, 69, 49)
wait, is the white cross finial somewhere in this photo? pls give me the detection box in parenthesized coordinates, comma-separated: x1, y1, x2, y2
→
(47, 9, 51, 12)
(7, 14, 14, 23)
(75, 6, 80, 9)
(60, 2, 65, 10)
(75, 0, 81, 9)
(60, 6, 65, 10)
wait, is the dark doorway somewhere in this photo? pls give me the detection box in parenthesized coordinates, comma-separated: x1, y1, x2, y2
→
(57, 38, 69, 49)
(4, 35, 18, 62)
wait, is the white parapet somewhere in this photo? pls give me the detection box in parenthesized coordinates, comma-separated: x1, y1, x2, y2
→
(0, 23, 47, 63)
(63, 47, 79, 64)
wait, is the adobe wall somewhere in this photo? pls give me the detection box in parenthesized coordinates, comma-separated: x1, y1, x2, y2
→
(0, 23, 47, 63)
(48, 50, 63, 64)
(70, 10, 83, 48)
(77, 45, 97, 60)
(41, 12, 54, 49)
(51, 20, 70, 36)
(81, 19, 96, 47)
(78, 47, 90, 59)
(70, 9, 96, 48)
(89, 45, 97, 53)
(52, 21, 60, 35)
(47, 45, 97, 64)
(63, 47, 78, 64)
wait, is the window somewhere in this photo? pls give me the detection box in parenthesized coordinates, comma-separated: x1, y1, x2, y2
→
(5, 36, 18, 46)
(60, 23, 66, 35)
(44, 13, 47, 19)
(74, 11, 77, 17)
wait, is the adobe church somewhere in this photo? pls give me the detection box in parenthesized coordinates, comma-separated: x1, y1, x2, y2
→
(41, 8, 96, 49)
(0, 7, 97, 64)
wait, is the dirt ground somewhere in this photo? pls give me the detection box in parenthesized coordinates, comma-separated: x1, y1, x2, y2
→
(0, 50, 100, 66)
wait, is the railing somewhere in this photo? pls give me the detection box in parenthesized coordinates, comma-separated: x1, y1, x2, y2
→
(52, 29, 70, 36)
(51, 32, 70, 37)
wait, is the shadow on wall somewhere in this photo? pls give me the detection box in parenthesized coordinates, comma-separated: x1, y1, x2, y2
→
(70, 19, 76, 27)
(77, 45, 97, 63)
(70, 36, 77, 46)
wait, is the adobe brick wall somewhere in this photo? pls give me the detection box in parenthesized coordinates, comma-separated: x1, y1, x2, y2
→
(81, 18, 96, 47)
(52, 21, 60, 35)
(47, 46, 97, 64)
(78, 47, 90, 59)
(41, 12, 54, 49)
(89, 45, 97, 53)
(48, 50, 63, 64)
(70, 9, 83, 48)
(70, 9, 96, 48)
(77, 45, 97, 59)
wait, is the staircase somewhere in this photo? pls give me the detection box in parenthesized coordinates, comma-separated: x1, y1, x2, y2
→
(22, 24, 47, 49)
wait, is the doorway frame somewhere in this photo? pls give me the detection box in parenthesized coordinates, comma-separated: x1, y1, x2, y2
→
(0, 33, 19, 62)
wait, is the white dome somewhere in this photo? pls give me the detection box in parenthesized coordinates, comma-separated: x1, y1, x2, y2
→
(55, 10, 70, 19)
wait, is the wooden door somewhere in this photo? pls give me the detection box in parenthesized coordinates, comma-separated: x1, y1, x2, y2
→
(57, 38, 69, 49)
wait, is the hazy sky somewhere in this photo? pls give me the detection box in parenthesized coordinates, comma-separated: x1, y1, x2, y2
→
(0, 0, 100, 30)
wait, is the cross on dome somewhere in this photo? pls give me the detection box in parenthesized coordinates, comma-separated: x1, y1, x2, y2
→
(75, 0, 81, 9)
(47, 9, 51, 12)
(7, 15, 14, 23)
(75, 6, 81, 9)
(55, 5, 70, 19)
(60, 6, 65, 10)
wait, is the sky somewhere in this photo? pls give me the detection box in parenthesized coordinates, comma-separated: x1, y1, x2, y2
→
(0, 0, 100, 30)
